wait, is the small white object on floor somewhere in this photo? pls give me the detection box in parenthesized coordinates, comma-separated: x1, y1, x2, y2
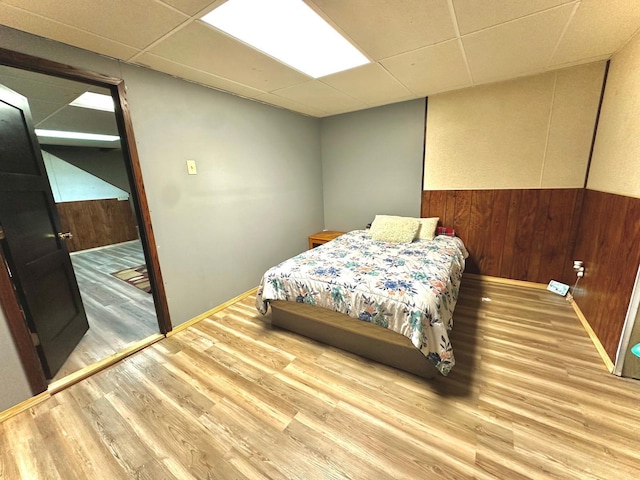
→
(481, 297, 492, 302)
(547, 280, 569, 296)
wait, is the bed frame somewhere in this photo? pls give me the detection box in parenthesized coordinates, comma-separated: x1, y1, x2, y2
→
(270, 300, 438, 379)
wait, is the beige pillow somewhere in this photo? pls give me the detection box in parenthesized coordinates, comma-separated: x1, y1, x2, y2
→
(415, 217, 439, 241)
(370, 216, 419, 243)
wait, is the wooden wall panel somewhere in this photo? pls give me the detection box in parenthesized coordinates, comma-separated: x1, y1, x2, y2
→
(572, 190, 640, 361)
(57, 199, 138, 252)
(421, 188, 583, 285)
(422, 187, 640, 363)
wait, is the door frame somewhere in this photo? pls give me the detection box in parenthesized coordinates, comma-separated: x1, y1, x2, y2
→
(0, 47, 172, 395)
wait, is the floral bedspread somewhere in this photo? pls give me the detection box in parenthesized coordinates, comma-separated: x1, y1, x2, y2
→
(255, 230, 467, 375)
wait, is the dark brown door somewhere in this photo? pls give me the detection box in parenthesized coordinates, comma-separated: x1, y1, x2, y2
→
(0, 83, 89, 379)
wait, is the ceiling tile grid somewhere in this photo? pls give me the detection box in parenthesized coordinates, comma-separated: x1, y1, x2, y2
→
(381, 39, 472, 97)
(319, 63, 412, 105)
(158, 0, 222, 16)
(461, 4, 576, 85)
(307, 0, 457, 60)
(144, 21, 310, 92)
(452, 0, 567, 35)
(1, 0, 640, 117)
(271, 80, 365, 112)
(135, 52, 268, 99)
(0, 3, 140, 60)
(550, 0, 640, 67)
(1, 0, 189, 50)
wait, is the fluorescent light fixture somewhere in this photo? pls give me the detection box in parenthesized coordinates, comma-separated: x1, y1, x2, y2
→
(69, 92, 115, 112)
(201, 0, 369, 78)
(35, 129, 120, 142)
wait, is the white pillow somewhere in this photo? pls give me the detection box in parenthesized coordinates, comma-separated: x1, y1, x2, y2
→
(370, 216, 419, 243)
(415, 217, 439, 241)
(369, 215, 439, 241)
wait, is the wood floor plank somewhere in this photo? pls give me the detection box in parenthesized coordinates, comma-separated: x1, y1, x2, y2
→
(53, 240, 159, 381)
(2, 276, 640, 479)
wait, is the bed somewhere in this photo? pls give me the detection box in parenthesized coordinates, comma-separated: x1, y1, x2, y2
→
(256, 218, 467, 378)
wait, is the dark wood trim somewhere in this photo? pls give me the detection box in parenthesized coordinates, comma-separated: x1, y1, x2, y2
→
(420, 97, 428, 192)
(0, 47, 173, 391)
(583, 60, 610, 189)
(0, 249, 47, 394)
(0, 47, 123, 88)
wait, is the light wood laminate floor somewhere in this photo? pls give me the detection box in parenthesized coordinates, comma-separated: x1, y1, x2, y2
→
(52, 241, 159, 381)
(3, 276, 639, 479)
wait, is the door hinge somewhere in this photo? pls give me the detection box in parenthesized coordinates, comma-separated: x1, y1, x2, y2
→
(31, 332, 41, 347)
(0, 226, 4, 240)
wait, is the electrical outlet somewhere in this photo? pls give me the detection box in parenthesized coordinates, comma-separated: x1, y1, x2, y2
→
(186, 160, 197, 175)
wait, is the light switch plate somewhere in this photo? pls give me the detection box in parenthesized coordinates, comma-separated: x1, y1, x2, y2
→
(186, 160, 197, 175)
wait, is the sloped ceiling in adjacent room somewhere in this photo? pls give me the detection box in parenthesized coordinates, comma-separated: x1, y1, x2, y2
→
(0, 65, 121, 148)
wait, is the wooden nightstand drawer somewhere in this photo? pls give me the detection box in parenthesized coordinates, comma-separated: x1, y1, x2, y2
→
(308, 231, 344, 249)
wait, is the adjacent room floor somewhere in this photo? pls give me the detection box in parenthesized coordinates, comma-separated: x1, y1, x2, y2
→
(52, 240, 159, 381)
(4, 276, 640, 478)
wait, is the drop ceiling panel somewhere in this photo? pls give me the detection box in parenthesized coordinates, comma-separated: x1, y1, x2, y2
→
(362, 95, 416, 110)
(135, 52, 267, 99)
(147, 21, 310, 92)
(1, 0, 188, 50)
(0, 65, 100, 124)
(0, 66, 88, 105)
(37, 106, 120, 135)
(320, 64, 411, 105)
(321, 103, 378, 117)
(0, 4, 140, 60)
(453, 0, 568, 35)
(381, 40, 471, 96)
(550, 0, 640, 67)
(159, 0, 223, 16)
(2, 1, 640, 118)
(20, 99, 63, 124)
(463, 5, 574, 84)
(0, 65, 119, 145)
(308, 0, 456, 60)
(254, 92, 328, 117)
(272, 81, 365, 113)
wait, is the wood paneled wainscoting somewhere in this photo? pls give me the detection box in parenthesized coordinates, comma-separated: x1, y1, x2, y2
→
(421, 188, 584, 285)
(572, 189, 640, 361)
(57, 198, 139, 252)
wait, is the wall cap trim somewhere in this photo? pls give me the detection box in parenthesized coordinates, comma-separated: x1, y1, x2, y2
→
(569, 298, 615, 373)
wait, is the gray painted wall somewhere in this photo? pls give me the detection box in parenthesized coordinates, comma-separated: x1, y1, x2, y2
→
(320, 99, 426, 232)
(0, 306, 32, 410)
(0, 26, 323, 326)
(120, 63, 323, 322)
(0, 26, 324, 410)
(0, 27, 426, 412)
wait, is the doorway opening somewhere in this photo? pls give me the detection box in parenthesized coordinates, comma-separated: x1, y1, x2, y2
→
(0, 48, 171, 395)
(54, 240, 159, 381)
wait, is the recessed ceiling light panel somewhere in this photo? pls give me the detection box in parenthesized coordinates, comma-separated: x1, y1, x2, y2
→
(69, 92, 115, 112)
(35, 129, 120, 142)
(201, 0, 370, 78)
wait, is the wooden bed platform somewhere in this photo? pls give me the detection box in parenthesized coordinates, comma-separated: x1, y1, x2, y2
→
(270, 300, 438, 379)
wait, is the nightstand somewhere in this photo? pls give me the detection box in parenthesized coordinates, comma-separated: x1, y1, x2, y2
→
(308, 231, 345, 249)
